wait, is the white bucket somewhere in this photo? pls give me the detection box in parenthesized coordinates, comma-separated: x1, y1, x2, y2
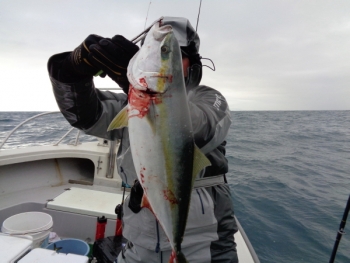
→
(1, 212, 53, 248)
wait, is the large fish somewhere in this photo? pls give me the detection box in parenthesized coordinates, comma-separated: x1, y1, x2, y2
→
(108, 21, 211, 263)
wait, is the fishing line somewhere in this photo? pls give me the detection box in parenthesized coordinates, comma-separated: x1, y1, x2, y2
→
(144, 1, 152, 30)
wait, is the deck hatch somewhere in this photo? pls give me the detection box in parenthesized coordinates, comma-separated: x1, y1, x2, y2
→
(47, 187, 123, 219)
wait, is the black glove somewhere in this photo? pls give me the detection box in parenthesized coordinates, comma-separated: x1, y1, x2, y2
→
(128, 180, 144, 213)
(88, 35, 139, 93)
(62, 34, 105, 77)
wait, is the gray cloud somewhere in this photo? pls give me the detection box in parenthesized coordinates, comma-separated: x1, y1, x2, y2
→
(0, 0, 349, 111)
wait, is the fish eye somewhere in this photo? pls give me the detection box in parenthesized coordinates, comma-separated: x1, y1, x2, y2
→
(161, 46, 169, 53)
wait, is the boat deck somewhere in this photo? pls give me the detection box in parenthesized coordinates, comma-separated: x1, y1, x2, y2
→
(0, 181, 259, 263)
(0, 129, 260, 262)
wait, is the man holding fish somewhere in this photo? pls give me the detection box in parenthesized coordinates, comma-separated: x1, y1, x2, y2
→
(48, 17, 238, 263)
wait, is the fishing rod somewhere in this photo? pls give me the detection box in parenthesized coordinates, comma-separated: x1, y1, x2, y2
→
(97, 1, 206, 75)
(329, 194, 350, 263)
(195, 0, 202, 32)
(133, 0, 203, 44)
(143, 1, 152, 30)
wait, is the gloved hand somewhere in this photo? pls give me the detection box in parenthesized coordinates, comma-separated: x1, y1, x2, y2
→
(128, 180, 144, 213)
(62, 34, 105, 77)
(88, 35, 139, 93)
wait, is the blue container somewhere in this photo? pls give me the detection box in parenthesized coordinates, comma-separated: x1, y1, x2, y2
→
(46, 238, 90, 256)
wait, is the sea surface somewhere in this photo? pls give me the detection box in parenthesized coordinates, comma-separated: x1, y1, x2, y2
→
(1, 111, 349, 263)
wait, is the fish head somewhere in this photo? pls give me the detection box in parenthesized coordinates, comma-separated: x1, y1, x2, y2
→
(127, 21, 184, 94)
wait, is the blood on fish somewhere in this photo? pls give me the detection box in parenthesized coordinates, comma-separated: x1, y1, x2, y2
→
(128, 87, 162, 119)
(140, 172, 145, 184)
(141, 194, 153, 213)
(128, 87, 151, 118)
(163, 188, 178, 205)
(139, 78, 147, 87)
(169, 251, 176, 263)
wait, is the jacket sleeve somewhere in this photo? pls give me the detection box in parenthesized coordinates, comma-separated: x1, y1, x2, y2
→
(187, 85, 232, 177)
(188, 85, 232, 154)
(47, 52, 127, 140)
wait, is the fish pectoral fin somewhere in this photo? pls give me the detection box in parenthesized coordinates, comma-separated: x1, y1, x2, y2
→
(107, 106, 128, 131)
(192, 145, 211, 180)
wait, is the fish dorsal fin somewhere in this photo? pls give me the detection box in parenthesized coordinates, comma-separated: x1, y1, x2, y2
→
(107, 106, 129, 131)
(192, 145, 211, 183)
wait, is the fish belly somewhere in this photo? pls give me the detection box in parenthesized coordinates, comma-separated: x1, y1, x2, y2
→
(128, 95, 194, 252)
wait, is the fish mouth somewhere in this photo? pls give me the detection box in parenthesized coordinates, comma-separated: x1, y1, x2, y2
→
(128, 71, 173, 92)
(143, 89, 159, 95)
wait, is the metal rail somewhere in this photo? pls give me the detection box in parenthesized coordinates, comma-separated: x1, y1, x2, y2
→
(0, 111, 118, 179)
(53, 127, 76, 146)
(106, 140, 118, 178)
(0, 111, 81, 149)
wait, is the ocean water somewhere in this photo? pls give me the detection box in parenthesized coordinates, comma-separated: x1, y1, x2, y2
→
(1, 111, 349, 263)
(0, 111, 97, 148)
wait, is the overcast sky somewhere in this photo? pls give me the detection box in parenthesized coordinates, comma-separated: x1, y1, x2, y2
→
(0, 0, 349, 111)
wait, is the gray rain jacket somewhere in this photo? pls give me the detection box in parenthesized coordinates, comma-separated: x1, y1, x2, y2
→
(48, 52, 238, 263)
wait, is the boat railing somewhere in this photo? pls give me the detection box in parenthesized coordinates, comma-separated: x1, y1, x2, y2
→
(0, 111, 83, 150)
(52, 127, 79, 146)
(0, 88, 123, 150)
(0, 111, 119, 179)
